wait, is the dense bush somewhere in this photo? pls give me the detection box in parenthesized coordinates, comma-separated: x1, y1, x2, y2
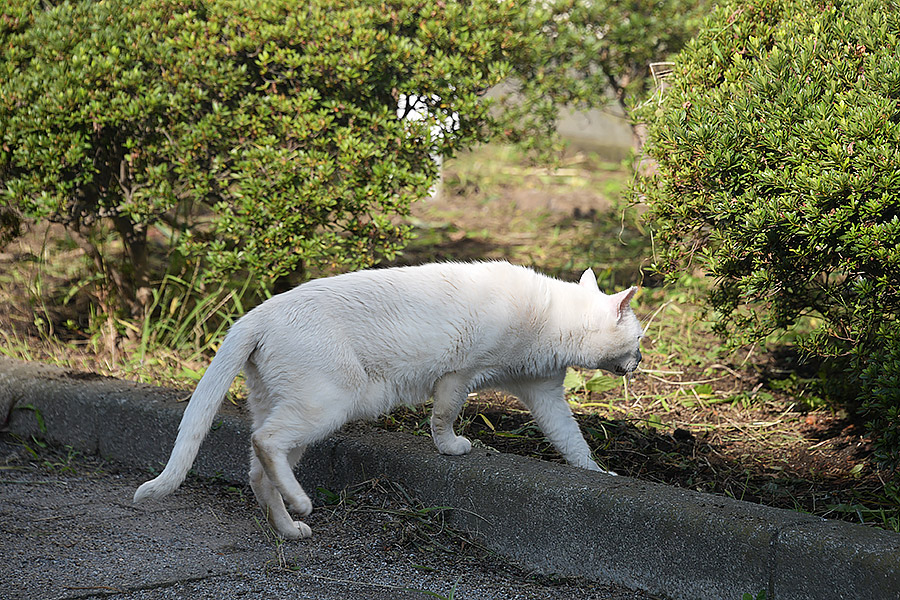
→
(1, 0, 707, 319)
(0, 0, 545, 313)
(861, 323, 900, 474)
(4, 0, 441, 314)
(636, 0, 900, 468)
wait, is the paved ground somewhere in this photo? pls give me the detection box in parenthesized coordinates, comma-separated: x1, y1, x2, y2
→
(3, 356, 900, 600)
(0, 436, 660, 600)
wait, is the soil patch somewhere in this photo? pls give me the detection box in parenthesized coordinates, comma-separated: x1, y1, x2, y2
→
(0, 147, 894, 531)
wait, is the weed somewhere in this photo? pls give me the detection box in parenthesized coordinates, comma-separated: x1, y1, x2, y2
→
(1, 143, 894, 531)
(224, 485, 246, 501)
(14, 404, 47, 434)
(134, 270, 254, 364)
(407, 576, 461, 600)
(39, 445, 83, 474)
(315, 486, 345, 507)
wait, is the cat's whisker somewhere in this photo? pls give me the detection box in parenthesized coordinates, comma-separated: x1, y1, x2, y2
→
(641, 299, 672, 336)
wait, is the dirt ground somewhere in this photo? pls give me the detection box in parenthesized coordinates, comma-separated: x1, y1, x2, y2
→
(0, 435, 661, 600)
(0, 149, 894, 531)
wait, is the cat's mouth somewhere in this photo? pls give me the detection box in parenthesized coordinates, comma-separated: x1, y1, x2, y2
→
(614, 355, 642, 377)
(616, 368, 641, 382)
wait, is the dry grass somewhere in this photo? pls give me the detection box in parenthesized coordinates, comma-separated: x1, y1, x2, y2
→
(381, 144, 895, 530)
(0, 144, 895, 530)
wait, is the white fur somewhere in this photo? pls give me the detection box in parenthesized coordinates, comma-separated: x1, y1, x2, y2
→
(133, 261, 643, 539)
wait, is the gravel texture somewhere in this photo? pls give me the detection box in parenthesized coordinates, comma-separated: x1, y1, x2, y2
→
(0, 437, 659, 600)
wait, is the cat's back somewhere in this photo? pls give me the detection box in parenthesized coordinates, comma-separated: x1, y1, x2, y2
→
(251, 261, 549, 327)
(243, 262, 561, 382)
(296, 261, 538, 299)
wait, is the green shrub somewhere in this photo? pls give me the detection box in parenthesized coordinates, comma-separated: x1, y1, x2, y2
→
(0, 1, 542, 313)
(860, 323, 900, 476)
(1, 0, 708, 321)
(4, 0, 439, 315)
(636, 0, 900, 460)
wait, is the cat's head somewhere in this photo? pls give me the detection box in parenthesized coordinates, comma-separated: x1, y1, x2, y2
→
(577, 269, 643, 376)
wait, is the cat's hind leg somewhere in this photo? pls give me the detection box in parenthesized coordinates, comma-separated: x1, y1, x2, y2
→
(251, 427, 314, 524)
(250, 383, 352, 539)
(245, 364, 313, 538)
(249, 446, 311, 539)
(431, 371, 473, 455)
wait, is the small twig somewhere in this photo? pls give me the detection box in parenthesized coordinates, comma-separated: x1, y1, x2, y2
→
(1, 479, 56, 485)
(707, 363, 744, 379)
(738, 343, 757, 368)
(638, 368, 685, 375)
(207, 504, 222, 524)
(34, 515, 66, 522)
(641, 300, 673, 336)
(295, 572, 420, 593)
(644, 373, 730, 386)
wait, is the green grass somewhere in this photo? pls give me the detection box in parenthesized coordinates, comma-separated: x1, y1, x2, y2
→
(0, 142, 896, 532)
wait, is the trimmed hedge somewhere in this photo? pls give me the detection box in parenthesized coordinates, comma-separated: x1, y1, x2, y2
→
(0, 0, 573, 312)
(637, 0, 900, 470)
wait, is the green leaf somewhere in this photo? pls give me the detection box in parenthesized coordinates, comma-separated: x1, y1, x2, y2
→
(478, 413, 496, 431)
(646, 414, 666, 430)
(564, 369, 586, 391)
(693, 383, 714, 397)
(585, 372, 623, 393)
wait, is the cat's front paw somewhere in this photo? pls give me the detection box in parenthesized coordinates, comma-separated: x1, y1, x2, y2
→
(435, 435, 473, 456)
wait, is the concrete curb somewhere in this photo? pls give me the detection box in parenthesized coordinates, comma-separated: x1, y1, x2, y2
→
(1, 356, 898, 600)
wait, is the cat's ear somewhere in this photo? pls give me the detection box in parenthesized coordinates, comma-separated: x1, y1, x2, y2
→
(613, 286, 638, 320)
(579, 268, 600, 292)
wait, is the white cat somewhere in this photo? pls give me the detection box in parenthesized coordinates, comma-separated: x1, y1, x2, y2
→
(133, 261, 643, 539)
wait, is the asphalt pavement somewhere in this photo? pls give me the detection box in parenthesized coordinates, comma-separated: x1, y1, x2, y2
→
(2, 356, 899, 600)
(0, 437, 657, 600)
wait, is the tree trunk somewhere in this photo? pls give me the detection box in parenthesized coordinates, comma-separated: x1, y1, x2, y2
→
(69, 215, 151, 322)
(112, 214, 152, 319)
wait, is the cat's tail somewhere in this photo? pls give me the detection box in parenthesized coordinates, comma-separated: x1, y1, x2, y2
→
(133, 316, 260, 503)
